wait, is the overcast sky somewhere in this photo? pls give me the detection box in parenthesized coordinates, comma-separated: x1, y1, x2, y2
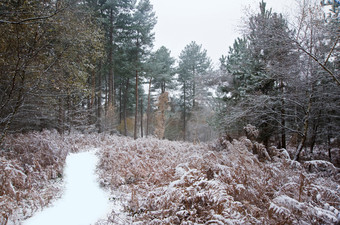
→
(149, 0, 297, 67)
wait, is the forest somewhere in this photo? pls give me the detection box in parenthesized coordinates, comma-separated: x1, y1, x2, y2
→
(0, 0, 339, 224)
(0, 0, 339, 151)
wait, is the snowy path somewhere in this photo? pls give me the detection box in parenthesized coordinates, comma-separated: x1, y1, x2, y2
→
(24, 150, 110, 225)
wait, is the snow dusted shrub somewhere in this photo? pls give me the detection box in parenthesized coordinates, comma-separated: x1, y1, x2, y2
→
(252, 141, 271, 162)
(237, 135, 272, 162)
(213, 134, 233, 151)
(239, 136, 253, 151)
(97, 136, 254, 223)
(0, 157, 27, 224)
(244, 124, 259, 141)
(96, 134, 340, 224)
(303, 160, 339, 177)
(269, 192, 339, 224)
(0, 130, 70, 224)
(268, 146, 290, 161)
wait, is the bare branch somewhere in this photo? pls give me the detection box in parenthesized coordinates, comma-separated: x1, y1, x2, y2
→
(324, 36, 339, 65)
(295, 39, 340, 86)
(0, 6, 65, 25)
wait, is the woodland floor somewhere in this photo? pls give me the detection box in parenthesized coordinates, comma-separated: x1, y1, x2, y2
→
(1, 131, 339, 225)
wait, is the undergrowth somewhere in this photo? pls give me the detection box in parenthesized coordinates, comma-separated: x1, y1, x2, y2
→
(96, 135, 340, 224)
(1, 131, 339, 225)
(0, 130, 97, 225)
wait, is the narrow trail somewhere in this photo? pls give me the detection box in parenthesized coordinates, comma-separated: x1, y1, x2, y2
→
(24, 150, 110, 225)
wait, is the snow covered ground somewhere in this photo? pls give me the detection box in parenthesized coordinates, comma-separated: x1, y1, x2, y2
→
(2, 131, 338, 224)
(96, 135, 340, 224)
(24, 150, 111, 225)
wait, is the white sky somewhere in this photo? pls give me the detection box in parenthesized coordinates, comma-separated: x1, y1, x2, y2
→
(150, 0, 297, 67)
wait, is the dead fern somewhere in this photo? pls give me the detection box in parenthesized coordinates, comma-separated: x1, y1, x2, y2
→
(96, 135, 340, 224)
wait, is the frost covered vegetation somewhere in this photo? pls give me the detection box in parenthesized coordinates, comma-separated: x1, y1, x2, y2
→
(0, 130, 66, 224)
(1, 131, 339, 224)
(0, 130, 98, 225)
(95, 133, 340, 224)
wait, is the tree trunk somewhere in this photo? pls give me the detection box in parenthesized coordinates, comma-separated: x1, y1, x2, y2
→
(66, 94, 71, 134)
(58, 97, 64, 134)
(294, 93, 313, 161)
(97, 63, 102, 133)
(161, 81, 165, 94)
(192, 66, 196, 109)
(140, 95, 143, 138)
(104, 74, 108, 115)
(119, 84, 122, 124)
(146, 78, 152, 137)
(134, 69, 139, 140)
(107, 8, 114, 109)
(87, 70, 96, 125)
(91, 70, 96, 108)
(183, 82, 186, 141)
(309, 124, 317, 154)
(327, 127, 332, 161)
(134, 39, 140, 140)
(123, 78, 130, 136)
(281, 80, 286, 149)
(310, 111, 321, 154)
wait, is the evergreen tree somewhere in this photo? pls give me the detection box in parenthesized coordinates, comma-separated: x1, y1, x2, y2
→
(0, 0, 104, 142)
(144, 46, 175, 136)
(177, 41, 211, 141)
(149, 46, 176, 93)
(101, 0, 134, 131)
(131, 0, 156, 139)
(222, 37, 255, 100)
(220, 1, 297, 147)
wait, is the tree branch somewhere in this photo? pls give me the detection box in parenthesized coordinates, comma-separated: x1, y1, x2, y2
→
(324, 36, 339, 65)
(295, 39, 340, 86)
(0, 7, 64, 25)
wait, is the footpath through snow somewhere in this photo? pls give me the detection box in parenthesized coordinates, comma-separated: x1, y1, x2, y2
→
(24, 150, 110, 225)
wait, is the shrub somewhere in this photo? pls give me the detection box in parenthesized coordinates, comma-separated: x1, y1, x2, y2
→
(0, 130, 69, 224)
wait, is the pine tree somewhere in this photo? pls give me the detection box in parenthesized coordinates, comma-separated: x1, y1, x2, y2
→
(220, 1, 297, 147)
(131, 0, 156, 140)
(144, 46, 175, 137)
(177, 41, 211, 141)
(150, 46, 176, 93)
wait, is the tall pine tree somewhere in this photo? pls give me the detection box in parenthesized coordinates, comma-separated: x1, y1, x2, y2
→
(177, 41, 211, 141)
